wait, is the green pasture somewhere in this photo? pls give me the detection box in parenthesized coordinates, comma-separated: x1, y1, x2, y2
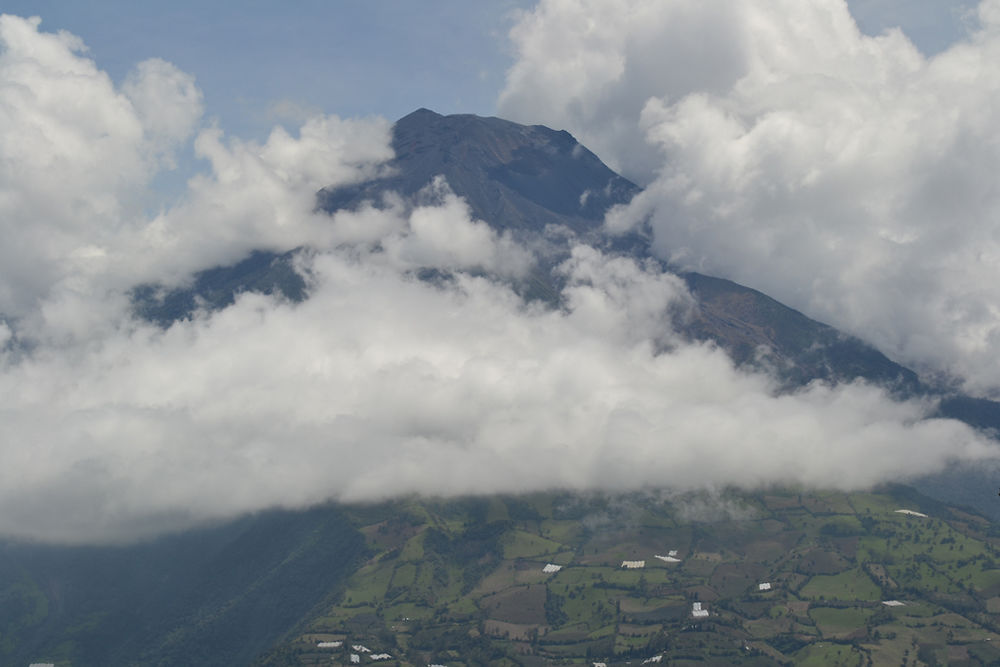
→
(539, 519, 582, 544)
(389, 562, 417, 589)
(341, 563, 394, 606)
(501, 530, 565, 559)
(794, 642, 864, 666)
(560, 587, 616, 628)
(809, 606, 872, 638)
(384, 601, 434, 622)
(800, 568, 881, 601)
(399, 531, 425, 560)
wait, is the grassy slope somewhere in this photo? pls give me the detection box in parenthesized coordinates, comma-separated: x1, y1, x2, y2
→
(260, 487, 1000, 666)
(0, 505, 366, 667)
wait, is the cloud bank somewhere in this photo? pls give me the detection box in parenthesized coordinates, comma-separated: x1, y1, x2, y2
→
(0, 14, 995, 543)
(501, 0, 1000, 397)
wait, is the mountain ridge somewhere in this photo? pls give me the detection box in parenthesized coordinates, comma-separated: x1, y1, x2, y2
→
(137, 109, 968, 397)
(132, 108, 1000, 520)
(319, 107, 640, 241)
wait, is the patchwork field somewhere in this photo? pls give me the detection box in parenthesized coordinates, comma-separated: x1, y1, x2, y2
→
(258, 487, 1000, 666)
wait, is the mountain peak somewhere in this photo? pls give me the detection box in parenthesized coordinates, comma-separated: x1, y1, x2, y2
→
(319, 110, 640, 236)
(397, 107, 442, 123)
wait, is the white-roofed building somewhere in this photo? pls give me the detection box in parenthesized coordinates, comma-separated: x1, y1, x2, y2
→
(543, 563, 562, 573)
(621, 560, 645, 569)
(758, 582, 772, 591)
(654, 554, 681, 563)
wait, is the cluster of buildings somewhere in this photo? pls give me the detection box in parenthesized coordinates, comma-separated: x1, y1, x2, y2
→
(315, 640, 391, 663)
(624, 549, 682, 569)
(593, 656, 663, 667)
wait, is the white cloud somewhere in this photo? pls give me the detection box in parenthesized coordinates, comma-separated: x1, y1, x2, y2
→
(500, 0, 1000, 397)
(126, 113, 393, 285)
(0, 14, 394, 344)
(380, 177, 532, 276)
(122, 57, 203, 168)
(0, 13, 995, 544)
(500, 0, 750, 183)
(0, 14, 148, 316)
(1, 222, 994, 543)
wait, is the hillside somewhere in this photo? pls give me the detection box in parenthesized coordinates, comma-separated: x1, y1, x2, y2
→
(0, 507, 365, 666)
(258, 488, 1000, 666)
(8, 486, 1000, 666)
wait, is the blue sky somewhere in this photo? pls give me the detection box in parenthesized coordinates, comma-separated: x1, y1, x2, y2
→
(0, 0, 976, 141)
(1, 1, 531, 140)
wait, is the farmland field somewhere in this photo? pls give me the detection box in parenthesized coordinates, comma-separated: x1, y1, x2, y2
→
(259, 486, 1000, 666)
